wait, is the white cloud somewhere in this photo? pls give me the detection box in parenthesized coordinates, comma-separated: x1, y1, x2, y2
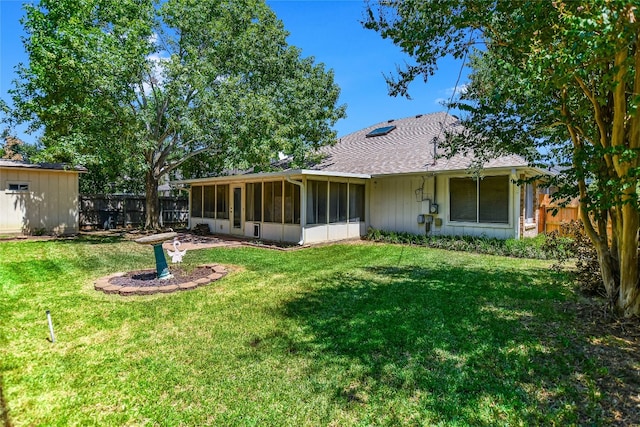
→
(434, 84, 468, 105)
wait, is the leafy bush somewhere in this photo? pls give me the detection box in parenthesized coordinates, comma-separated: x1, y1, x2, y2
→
(542, 221, 604, 296)
(365, 228, 549, 259)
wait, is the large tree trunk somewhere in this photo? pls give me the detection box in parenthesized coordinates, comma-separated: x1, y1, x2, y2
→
(579, 202, 640, 317)
(617, 203, 640, 317)
(144, 169, 161, 230)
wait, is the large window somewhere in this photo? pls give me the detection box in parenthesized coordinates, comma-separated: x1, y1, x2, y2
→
(246, 182, 262, 222)
(203, 185, 215, 218)
(284, 181, 301, 224)
(450, 176, 509, 224)
(329, 182, 348, 223)
(307, 180, 328, 224)
(191, 185, 203, 217)
(349, 183, 365, 222)
(264, 181, 283, 223)
(216, 185, 229, 219)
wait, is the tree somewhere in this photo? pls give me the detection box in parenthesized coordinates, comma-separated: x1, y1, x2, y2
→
(365, 0, 640, 317)
(11, 0, 345, 228)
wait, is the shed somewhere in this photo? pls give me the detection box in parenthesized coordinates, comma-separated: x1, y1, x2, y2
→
(0, 159, 86, 235)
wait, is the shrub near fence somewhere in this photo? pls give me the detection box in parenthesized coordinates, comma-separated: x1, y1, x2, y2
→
(538, 195, 579, 235)
(80, 194, 189, 230)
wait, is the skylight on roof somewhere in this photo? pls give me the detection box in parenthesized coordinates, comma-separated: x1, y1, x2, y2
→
(366, 125, 396, 137)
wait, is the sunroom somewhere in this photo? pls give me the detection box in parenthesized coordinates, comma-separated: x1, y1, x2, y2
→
(182, 170, 370, 244)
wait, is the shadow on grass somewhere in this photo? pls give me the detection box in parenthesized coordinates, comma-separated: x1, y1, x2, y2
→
(56, 233, 128, 245)
(280, 263, 602, 425)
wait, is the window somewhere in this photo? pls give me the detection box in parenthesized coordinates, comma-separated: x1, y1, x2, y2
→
(450, 176, 509, 224)
(450, 179, 476, 222)
(7, 183, 29, 192)
(246, 182, 262, 222)
(191, 185, 203, 217)
(263, 181, 282, 223)
(479, 176, 509, 223)
(329, 182, 347, 223)
(349, 184, 365, 222)
(284, 181, 300, 224)
(524, 183, 534, 224)
(203, 185, 215, 218)
(216, 185, 229, 219)
(306, 180, 327, 225)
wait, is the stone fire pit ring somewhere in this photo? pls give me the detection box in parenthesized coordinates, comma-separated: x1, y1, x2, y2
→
(94, 264, 228, 296)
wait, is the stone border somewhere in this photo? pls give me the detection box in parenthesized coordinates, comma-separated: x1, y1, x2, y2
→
(94, 264, 228, 296)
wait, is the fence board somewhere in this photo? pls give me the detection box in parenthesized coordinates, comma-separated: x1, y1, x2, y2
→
(80, 194, 188, 230)
(539, 195, 612, 238)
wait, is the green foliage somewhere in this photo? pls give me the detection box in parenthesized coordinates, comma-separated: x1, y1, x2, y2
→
(365, 228, 549, 259)
(543, 221, 606, 297)
(10, 0, 345, 223)
(365, 0, 640, 316)
(3, 238, 629, 425)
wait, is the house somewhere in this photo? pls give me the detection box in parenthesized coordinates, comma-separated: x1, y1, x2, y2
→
(0, 159, 85, 235)
(176, 112, 546, 244)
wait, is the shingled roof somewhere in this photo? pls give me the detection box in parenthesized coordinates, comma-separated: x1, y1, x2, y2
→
(309, 112, 528, 176)
(0, 159, 87, 172)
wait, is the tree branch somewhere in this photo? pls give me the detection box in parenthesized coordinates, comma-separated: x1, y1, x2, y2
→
(574, 76, 609, 149)
(161, 144, 221, 176)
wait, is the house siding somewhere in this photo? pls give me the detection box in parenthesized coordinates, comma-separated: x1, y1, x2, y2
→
(369, 173, 520, 239)
(369, 175, 435, 235)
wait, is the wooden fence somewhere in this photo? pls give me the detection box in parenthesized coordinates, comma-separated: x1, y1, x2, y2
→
(80, 194, 189, 230)
(538, 195, 580, 235)
(538, 194, 613, 238)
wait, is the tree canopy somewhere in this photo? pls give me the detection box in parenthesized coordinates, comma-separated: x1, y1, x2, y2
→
(365, 0, 640, 317)
(11, 0, 345, 227)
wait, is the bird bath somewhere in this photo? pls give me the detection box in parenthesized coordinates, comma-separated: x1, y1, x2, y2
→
(134, 232, 178, 280)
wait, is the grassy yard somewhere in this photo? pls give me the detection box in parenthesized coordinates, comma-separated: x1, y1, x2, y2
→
(0, 236, 637, 426)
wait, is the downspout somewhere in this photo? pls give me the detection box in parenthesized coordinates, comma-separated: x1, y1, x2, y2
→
(433, 174, 437, 207)
(286, 175, 305, 245)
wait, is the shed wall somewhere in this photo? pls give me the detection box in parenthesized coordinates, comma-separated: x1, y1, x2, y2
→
(0, 168, 80, 234)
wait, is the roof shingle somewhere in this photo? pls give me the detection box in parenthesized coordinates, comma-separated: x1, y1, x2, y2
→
(309, 112, 528, 176)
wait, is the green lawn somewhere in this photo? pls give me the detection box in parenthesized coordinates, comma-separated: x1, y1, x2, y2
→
(0, 236, 620, 425)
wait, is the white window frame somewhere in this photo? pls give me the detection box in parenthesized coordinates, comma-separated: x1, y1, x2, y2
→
(6, 182, 30, 193)
(524, 183, 535, 224)
(448, 175, 511, 225)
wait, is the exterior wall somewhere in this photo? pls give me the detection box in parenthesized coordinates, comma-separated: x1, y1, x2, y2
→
(369, 173, 520, 239)
(185, 169, 539, 243)
(0, 167, 80, 234)
(303, 223, 362, 244)
(261, 223, 301, 243)
(369, 175, 434, 235)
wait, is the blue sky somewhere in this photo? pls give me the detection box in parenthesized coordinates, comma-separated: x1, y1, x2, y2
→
(0, 0, 468, 143)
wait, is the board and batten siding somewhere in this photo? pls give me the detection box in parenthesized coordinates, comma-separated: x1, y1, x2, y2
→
(369, 173, 519, 239)
(369, 175, 433, 235)
(0, 167, 80, 234)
